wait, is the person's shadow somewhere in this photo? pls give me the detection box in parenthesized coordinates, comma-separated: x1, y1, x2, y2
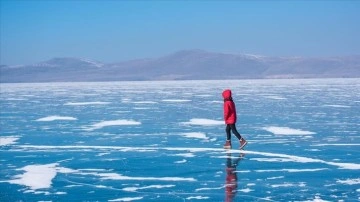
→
(225, 152, 245, 202)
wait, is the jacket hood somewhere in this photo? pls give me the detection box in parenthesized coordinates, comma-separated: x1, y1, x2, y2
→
(222, 89, 232, 99)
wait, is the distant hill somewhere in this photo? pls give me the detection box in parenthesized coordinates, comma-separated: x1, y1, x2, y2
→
(1, 50, 360, 82)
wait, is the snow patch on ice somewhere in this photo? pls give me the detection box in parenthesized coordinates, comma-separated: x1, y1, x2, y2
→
(264, 95, 287, 100)
(256, 168, 328, 173)
(0, 136, 19, 146)
(36, 116, 77, 122)
(336, 178, 360, 185)
(4, 98, 28, 101)
(236, 170, 251, 173)
(267, 176, 284, 180)
(323, 104, 351, 108)
(195, 186, 224, 192)
(172, 153, 195, 158)
(96, 172, 196, 182)
(251, 158, 296, 163)
(4, 162, 195, 191)
(8, 163, 58, 190)
(121, 98, 131, 103)
(239, 188, 253, 193)
(64, 102, 110, 106)
(174, 159, 187, 164)
(180, 132, 208, 140)
(245, 150, 360, 170)
(55, 191, 67, 195)
(306, 149, 321, 151)
(84, 119, 141, 131)
(195, 94, 212, 97)
(96, 152, 110, 157)
(95, 185, 107, 188)
(182, 118, 223, 126)
(271, 182, 305, 188)
(326, 162, 360, 170)
(312, 143, 360, 146)
(262, 126, 315, 135)
(209, 101, 223, 103)
(108, 197, 143, 202)
(133, 107, 151, 110)
(302, 195, 331, 202)
(186, 196, 210, 200)
(162, 99, 191, 102)
(133, 101, 157, 104)
(122, 184, 175, 192)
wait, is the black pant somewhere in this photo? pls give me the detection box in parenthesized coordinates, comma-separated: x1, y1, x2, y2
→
(226, 124, 242, 141)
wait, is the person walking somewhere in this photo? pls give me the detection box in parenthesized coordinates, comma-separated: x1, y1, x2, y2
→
(222, 89, 247, 149)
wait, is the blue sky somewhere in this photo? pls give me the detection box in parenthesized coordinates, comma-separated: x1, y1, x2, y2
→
(1, 0, 359, 65)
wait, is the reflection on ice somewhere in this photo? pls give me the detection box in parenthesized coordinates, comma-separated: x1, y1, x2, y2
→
(225, 152, 245, 202)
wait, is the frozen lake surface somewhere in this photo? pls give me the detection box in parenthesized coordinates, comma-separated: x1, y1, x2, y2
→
(1, 79, 359, 201)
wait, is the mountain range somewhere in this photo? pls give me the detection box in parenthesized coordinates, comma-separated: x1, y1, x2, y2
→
(1, 49, 360, 82)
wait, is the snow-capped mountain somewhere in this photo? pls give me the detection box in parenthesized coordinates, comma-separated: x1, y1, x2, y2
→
(1, 50, 359, 82)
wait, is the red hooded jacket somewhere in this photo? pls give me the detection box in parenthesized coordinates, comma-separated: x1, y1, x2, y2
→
(222, 89, 237, 124)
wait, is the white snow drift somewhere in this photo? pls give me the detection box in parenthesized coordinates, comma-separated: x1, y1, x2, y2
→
(182, 118, 224, 126)
(36, 116, 77, 122)
(84, 119, 141, 131)
(0, 136, 19, 146)
(263, 126, 316, 135)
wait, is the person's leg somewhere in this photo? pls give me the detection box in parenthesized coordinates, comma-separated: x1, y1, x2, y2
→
(230, 124, 247, 149)
(224, 125, 232, 148)
(229, 124, 242, 140)
(226, 124, 231, 140)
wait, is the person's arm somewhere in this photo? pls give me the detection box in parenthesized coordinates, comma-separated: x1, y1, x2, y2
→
(224, 102, 230, 121)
